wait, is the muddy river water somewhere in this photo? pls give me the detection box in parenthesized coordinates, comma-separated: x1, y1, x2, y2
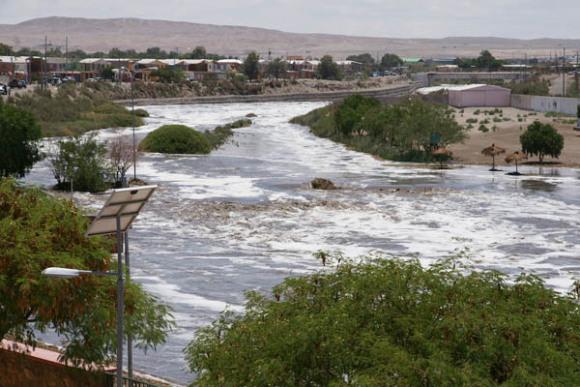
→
(25, 101, 580, 384)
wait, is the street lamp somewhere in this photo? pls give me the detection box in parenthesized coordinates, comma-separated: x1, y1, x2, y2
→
(42, 267, 117, 278)
(42, 185, 157, 387)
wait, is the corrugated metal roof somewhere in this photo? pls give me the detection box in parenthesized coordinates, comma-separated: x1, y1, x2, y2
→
(417, 84, 510, 95)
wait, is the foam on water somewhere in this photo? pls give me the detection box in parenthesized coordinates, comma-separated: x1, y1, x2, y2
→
(24, 101, 580, 384)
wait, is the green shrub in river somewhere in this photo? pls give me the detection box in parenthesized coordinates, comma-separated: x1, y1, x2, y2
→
(139, 125, 211, 154)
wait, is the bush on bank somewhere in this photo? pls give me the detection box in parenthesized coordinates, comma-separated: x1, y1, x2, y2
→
(291, 96, 466, 162)
(185, 256, 580, 386)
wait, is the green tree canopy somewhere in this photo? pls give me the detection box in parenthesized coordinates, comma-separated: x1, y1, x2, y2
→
(380, 53, 403, 70)
(151, 67, 185, 83)
(477, 50, 502, 71)
(190, 46, 207, 59)
(0, 42, 13, 55)
(0, 179, 173, 365)
(346, 53, 376, 66)
(266, 58, 288, 79)
(520, 121, 564, 163)
(186, 255, 580, 386)
(0, 101, 42, 178)
(334, 95, 381, 137)
(242, 52, 260, 80)
(317, 55, 341, 80)
(139, 124, 211, 154)
(50, 134, 111, 193)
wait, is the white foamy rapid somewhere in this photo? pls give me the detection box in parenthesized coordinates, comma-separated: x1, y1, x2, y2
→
(25, 101, 580, 384)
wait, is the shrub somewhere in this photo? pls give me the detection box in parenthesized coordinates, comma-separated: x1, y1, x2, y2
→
(520, 121, 564, 163)
(0, 101, 42, 178)
(479, 124, 490, 133)
(139, 125, 211, 154)
(466, 118, 478, 124)
(186, 256, 580, 386)
(134, 108, 150, 117)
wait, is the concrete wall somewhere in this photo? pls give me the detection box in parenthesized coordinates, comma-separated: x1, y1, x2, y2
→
(511, 94, 580, 115)
(117, 85, 414, 106)
(413, 72, 526, 87)
(0, 349, 108, 387)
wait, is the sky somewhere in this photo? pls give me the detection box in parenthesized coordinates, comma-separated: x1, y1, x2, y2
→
(0, 0, 579, 39)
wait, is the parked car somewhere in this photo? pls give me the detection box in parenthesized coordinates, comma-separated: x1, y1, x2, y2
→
(0, 84, 8, 95)
(8, 79, 27, 89)
(62, 76, 76, 83)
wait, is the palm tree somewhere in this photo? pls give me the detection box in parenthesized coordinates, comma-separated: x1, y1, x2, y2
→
(481, 143, 506, 171)
(505, 151, 528, 175)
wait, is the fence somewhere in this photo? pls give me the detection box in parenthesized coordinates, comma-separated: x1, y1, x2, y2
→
(511, 94, 580, 116)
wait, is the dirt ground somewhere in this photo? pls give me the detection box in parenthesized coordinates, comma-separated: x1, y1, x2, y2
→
(448, 107, 580, 167)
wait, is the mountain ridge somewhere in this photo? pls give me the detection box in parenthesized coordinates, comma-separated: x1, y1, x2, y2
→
(1, 17, 578, 58)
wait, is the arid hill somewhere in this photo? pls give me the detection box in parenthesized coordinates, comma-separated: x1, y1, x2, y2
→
(1, 17, 579, 59)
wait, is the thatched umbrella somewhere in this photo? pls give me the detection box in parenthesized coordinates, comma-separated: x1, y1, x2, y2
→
(505, 151, 528, 175)
(432, 147, 453, 169)
(481, 143, 506, 171)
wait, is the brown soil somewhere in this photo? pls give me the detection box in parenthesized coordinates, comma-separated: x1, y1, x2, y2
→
(448, 107, 580, 168)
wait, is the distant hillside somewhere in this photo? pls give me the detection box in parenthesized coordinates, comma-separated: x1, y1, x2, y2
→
(1, 17, 579, 59)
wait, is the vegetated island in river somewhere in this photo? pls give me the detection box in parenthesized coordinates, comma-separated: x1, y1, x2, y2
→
(139, 118, 252, 154)
(290, 95, 466, 163)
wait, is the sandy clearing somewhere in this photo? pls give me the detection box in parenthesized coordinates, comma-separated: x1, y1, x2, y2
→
(448, 107, 580, 167)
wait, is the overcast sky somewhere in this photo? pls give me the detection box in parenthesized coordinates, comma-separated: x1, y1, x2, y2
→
(1, 0, 579, 39)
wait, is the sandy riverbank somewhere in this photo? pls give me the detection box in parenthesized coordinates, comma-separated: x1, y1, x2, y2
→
(449, 107, 580, 168)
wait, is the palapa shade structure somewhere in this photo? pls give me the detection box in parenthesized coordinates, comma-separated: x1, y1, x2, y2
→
(481, 143, 506, 171)
(505, 151, 528, 175)
(432, 147, 453, 169)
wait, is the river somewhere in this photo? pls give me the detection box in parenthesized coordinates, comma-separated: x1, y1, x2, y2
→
(25, 101, 580, 384)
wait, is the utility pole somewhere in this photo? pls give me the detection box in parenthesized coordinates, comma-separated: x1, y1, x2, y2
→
(65, 36, 68, 73)
(563, 48, 566, 96)
(43, 35, 48, 90)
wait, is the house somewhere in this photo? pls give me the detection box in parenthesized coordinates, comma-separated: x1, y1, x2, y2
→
(176, 59, 227, 81)
(217, 59, 243, 73)
(336, 60, 364, 75)
(133, 59, 167, 81)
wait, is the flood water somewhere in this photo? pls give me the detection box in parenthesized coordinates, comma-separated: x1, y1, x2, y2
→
(25, 101, 580, 384)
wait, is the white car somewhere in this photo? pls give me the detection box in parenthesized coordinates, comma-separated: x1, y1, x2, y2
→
(0, 84, 9, 95)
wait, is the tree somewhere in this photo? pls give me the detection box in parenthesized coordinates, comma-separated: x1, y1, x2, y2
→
(266, 58, 287, 79)
(108, 136, 136, 188)
(0, 101, 42, 178)
(100, 66, 115, 80)
(50, 134, 110, 192)
(520, 121, 564, 163)
(242, 52, 260, 80)
(0, 42, 13, 55)
(145, 47, 168, 59)
(476, 50, 502, 71)
(186, 255, 580, 386)
(0, 179, 173, 365)
(151, 67, 185, 83)
(380, 53, 403, 71)
(190, 46, 207, 59)
(317, 55, 341, 80)
(346, 53, 376, 74)
(334, 95, 380, 137)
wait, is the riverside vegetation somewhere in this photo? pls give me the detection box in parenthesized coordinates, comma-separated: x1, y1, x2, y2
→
(7, 83, 145, 137)
(291, 96, 466, 162)
(139, 119, 252, 155)
(186, 254, 580, 386)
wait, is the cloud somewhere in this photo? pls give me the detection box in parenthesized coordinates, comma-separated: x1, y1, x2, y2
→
(1, 0, 579, 39)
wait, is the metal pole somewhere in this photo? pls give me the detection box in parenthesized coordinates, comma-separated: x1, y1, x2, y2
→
(124, 230, 133, 386)
(116, 214, 124, 387)
(131, 72, 137, 181)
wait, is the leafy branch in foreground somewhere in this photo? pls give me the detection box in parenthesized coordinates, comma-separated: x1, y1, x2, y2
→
(186, 254, 580, 386)
(0, 180, 174, 366)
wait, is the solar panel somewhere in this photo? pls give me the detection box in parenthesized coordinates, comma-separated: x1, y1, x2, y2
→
(86, 185, 157, 236)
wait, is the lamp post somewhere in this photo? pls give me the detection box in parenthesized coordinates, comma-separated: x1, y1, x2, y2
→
(43, 185, 157, 387)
